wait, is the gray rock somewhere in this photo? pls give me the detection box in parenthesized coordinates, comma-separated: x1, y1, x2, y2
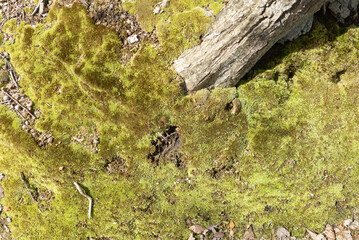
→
(277, 227, 291, 240)
(161, 0, 170, 8)
(127, 34, 139, 44)
(0, 70, 9, 84)
(329, 0, 359, 23)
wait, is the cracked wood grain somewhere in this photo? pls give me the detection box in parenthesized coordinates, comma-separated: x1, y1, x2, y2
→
(174, 0, 328, 92)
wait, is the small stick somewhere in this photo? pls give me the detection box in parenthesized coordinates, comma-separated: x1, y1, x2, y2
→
(31, 3, 40, 16)
(14, 109, 27, 121)
(73, 182, 92, 219)
(19, 172, 36, 202)
(1, 90, 36, 119)
(5, 59, 19, 88)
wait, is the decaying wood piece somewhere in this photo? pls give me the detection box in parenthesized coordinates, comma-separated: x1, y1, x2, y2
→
(174, 0, 328, 92)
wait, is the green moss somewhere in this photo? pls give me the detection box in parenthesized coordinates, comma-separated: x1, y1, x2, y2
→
(1, 2, 359, 239)
(157, 7, 213, 60)
(123, 0, 224, 60)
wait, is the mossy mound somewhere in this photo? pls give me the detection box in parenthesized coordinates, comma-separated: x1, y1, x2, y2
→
(0, 1, 359, 239)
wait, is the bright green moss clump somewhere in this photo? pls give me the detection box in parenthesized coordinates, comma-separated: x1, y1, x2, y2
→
(1, 1, 359, 239)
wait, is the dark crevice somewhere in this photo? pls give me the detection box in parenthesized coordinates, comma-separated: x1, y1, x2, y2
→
(148, 126, 184, 168)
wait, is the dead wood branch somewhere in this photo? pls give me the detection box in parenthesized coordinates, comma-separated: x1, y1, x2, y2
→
(73, 182, 93, 220)
(1, 89, 36, 119)
(174, 0, 327, 92)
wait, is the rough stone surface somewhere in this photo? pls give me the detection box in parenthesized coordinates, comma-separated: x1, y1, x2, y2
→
(174, 0, 327, 92)
(329, 0, 359, 23)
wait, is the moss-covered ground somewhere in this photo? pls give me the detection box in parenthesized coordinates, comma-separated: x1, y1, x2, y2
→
(1, 1, 359, 239)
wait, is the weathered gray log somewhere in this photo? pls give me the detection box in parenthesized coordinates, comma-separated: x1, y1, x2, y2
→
(174, 0, 328, 92)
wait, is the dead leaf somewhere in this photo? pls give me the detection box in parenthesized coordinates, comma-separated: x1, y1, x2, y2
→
(307, 229, 326, 240)
(3, 206, 11, 211)
(323, 224, 335, 240)
(229, 221, 235, 229)
(335, 225, 353, 240)
(189, 225, 207, 234)
(188, 233, 195, 240)
(243, 225, 255, 240)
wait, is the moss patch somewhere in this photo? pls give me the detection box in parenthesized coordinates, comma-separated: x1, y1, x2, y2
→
(1, 2, 359, 239)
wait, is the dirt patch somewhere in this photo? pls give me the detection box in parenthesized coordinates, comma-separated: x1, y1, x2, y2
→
(105, 156, 128, 175)
(148, 126, 183, 168)
(72, 127, 100, 153)
(0, 56, 55, 147)
(78, 0, 154, 64)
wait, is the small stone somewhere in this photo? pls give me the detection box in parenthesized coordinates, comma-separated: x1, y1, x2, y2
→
(212, 230, 224, 240)
(243, 225, 255, 240)
(0, 70, 10, 84)
(47, 137, 54, 143)
(189, 225, 207, 234)
(3, 95, 9, 101)
(277, 227, 291, 240)
(59, 166, 64, 171)
(306, 229, 326, 240)
(153, 5, 162, 14)
(324, 224, 336, 240)
(0, 173, 4, 181)
(14, 105, 20, 111)
(109, 4, 114, 10)
(231, 98, 242, 115)
(127, 34, 139, 44)
(161, 0, 170, 8)
(344, 219, 353, 228)
(188, 233, 195, 240)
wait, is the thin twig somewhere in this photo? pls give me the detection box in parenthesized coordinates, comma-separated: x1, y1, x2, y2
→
(14, 109, 27, 121)
(31, 3, 40, 16)
(73, 182, 92, 219)
(1, 90, 36, 119)
(14, 233, 24, 240)
(5, 59, 19, 88)
(19, 172, 36, 202)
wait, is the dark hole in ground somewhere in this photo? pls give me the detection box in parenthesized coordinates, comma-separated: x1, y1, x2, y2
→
(148, 126, 184, 168)
(331, 69, 346, 83)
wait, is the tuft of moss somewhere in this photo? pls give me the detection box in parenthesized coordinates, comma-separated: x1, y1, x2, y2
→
(1, 2, 359, 239)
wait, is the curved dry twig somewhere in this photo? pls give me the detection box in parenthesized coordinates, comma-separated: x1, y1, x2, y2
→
(73, 182, 93, 219)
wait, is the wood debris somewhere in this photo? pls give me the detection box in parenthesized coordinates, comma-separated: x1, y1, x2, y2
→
(73, 182, 93, 220)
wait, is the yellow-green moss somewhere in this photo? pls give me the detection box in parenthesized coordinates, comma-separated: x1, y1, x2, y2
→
(123, 0, 225, 60)
(1, 2, 359, 239)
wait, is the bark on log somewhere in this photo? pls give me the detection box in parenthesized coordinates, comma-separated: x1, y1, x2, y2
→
(174, 0, 328, 92)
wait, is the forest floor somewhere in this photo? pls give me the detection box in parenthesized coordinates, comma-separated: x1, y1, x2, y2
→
(1, 0, 359, 239)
